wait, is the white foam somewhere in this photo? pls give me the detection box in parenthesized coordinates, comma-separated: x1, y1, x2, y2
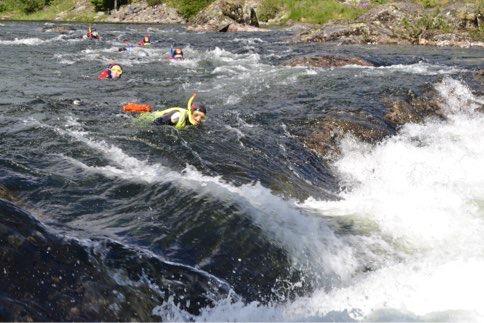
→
(145, 78, 484, 322)
(0, 35, 69, 46)
(54, 45, 166, 66)
(296, 78, 484, 320)
(53, 124, 357, 285)
(183, 47, 313, 104)
(0, 37, 47, 45)
(232, 37, 266, 45)
(344, 61, 465, 75)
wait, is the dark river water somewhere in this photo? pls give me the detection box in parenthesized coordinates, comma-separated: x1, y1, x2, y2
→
(1, 21, 483, 321)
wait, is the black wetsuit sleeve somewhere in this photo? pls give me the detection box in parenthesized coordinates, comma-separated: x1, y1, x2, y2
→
(153, 111, 177, 126)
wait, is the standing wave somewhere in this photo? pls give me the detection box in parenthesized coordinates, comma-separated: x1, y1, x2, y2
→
(158, 78, 484, 321)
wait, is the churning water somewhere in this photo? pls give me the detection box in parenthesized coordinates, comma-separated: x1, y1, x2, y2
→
(0, 22, 483, 321)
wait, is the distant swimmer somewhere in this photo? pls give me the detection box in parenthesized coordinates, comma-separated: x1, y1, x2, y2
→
(86, 26, 100, 40)
(118, 40, 134, 52)
(98, 64, 123, 80)
(138, 35, 151, 47)
(168, 46, 184, 60)
(124, 93, 206, 129)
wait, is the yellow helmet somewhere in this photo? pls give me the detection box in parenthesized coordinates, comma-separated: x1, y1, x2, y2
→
(110, 65, 123, 75)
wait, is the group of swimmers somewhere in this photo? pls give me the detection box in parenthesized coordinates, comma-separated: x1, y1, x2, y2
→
(87, 26, 205, 129)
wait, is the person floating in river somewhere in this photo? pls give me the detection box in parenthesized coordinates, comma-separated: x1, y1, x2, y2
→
(98, 64, 123, 80)
(86, 26, 100, 40)
(118, 40, 134, 52)
(168, 46, 184, 60)
(138, 35, 151, 47)
(123, 93, 206, 129)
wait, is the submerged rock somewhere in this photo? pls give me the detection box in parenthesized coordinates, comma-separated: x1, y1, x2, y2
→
(475, 69, 484, 87)
(188, 0, 263, 32)
(383, 87, 445, 125)
(0, 185, 16, 202)
(303, 111, 390, 157)
(0, 199, 233, 321)
(284, 55, 374, 68)
(303, 85, 448, 158)
(42, 25, 75, 34)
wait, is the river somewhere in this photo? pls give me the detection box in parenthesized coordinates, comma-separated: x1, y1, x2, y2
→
(0, 21, 483, 321)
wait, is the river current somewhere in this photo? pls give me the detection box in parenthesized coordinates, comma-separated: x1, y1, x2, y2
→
(0, 21, 483, 321)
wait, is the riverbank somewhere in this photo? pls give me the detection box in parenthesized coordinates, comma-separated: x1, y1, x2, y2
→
(0, 0, 482, 47)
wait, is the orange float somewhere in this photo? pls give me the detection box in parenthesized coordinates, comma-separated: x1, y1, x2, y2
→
(122, 103, 153, 113)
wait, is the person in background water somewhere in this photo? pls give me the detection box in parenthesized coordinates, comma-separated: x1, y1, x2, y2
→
(86, 26, 100, 40)
(168, 46, 184, 60)
(137, 93, 206, 129)
(118, 40, 134, 52)
(138, 35, 151, 47)
(98, 64, 123, 80)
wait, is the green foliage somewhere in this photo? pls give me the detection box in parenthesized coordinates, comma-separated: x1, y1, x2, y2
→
(146, 0, 163, 6)
(402, 13, 452, 41)
(371, 0, 388, 4)
(1, 0, 53, 14)
(284, 0, 367, 24)
(418, 0, 439, 8)
(90, 0, 128, 11)
(469, 25, 484, 41)
(258, 0, 368, 25)
(166, 0, 214, 19)
(258, 0, 283, 22)
(19, 0, 51, 13)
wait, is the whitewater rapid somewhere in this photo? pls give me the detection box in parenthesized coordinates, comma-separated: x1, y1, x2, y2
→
(2, 22, 483, 322)
(168, 77, 483, 321)
(48, 77, 484, 321)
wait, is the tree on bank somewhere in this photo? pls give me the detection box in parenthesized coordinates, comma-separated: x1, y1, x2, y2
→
(90, 0, 128, 11)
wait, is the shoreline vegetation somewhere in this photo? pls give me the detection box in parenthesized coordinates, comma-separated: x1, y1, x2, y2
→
(0, 0, 482, 46)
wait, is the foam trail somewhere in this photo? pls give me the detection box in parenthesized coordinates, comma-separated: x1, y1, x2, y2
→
(53, 124, 358, 286)
(180, 47, 314, 104)
(0, 35, 68, 46)
(0, 37, 46, 45)
(343, 61, 465, 75)
(52, 78, 484, 321)
(296, 78, 484, 320)
(153, 77, 484, 322)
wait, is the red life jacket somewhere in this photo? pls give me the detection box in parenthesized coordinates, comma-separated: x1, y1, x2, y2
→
(98, 69, 110, 80)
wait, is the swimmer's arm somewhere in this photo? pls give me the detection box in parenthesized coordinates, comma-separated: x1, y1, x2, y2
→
(187, 93, 196, 110)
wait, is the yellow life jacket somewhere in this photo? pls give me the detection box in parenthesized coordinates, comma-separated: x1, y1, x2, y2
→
(136, 95, 197, 129)
(137, 107, 195, 129)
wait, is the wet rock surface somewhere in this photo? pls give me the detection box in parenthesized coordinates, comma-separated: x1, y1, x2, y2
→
(41, 25, 77, 33)
(284, 55, 374, 68)
(0, 199, 233, 321)
(383, 88, 445, 125)
(303, 111, 390, 157)
(303, 85, 448, 158)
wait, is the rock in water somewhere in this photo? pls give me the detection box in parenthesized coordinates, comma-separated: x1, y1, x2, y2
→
(303, 111, 390, 158)
(283, 55, 374, 68)
(0, 199, 233, 321)
(382, 87, 445, 125)
(301, 85, 449, 158)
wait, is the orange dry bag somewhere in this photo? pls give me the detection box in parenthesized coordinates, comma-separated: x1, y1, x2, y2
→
(122, 103, 153, 113)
